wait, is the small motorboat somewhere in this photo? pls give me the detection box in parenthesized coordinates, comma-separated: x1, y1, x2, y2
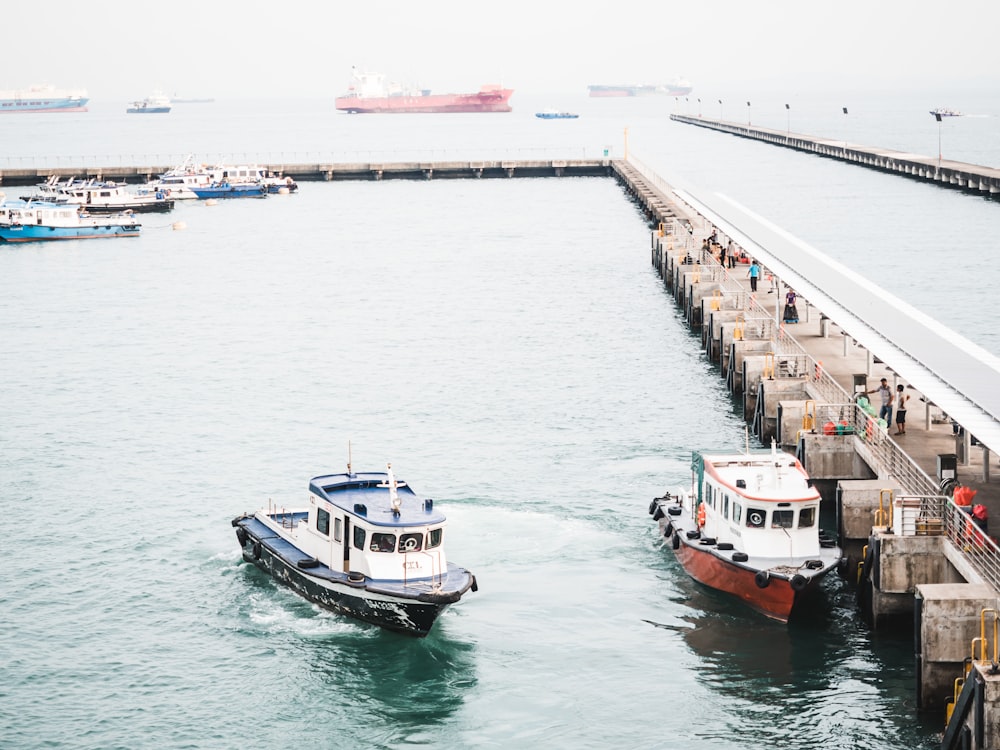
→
(650, 443, 842, 622)
(190, 181, 268, 199)
(930, 107, 963, 118)
(535, 109, 579, 119)
(232, 463, 477, 637)
(0, 198, 141, 242)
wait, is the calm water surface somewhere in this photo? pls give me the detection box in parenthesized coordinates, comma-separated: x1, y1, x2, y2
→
(4, 92, 994, 748)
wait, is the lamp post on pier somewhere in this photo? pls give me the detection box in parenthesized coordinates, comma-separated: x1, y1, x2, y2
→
(718, 99, 723, 120)
(785, 103, 790, 134)
(932, 111, 943, 170)
(697, 98, 701, 117)
(842, 106, 849, 151)
(746, 101, 751, 126)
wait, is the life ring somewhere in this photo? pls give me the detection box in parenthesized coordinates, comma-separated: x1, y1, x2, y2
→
(754, 571, 770, 588)
(252, 541, 262, 560)
(235, 527, 248, 547)
(402, 537, 418, 551)
(697, 505, 706, 527)
(790, 574, 808, 592)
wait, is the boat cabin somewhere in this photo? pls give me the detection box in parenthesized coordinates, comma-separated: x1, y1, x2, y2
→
(693, 450, 822, 558)
(259, 471, 450, 582)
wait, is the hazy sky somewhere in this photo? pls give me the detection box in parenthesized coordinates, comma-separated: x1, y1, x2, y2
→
(4, 0, 997, 100)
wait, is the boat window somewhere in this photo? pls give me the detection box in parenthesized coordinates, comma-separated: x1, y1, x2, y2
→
(353, 526, 366, 550)
(399, 533, 423, 552)
(798, 507, 816, 528)
(733, 502, 742, 524)
(772, 510, 794, 529)
(316, 508, 330, 536)
(746, 508, 766, 528)
(723, 495, 730, 519)
(334, 518, 342, 542)
(370, 533, 396, 553)
(427, 528, 443, 548)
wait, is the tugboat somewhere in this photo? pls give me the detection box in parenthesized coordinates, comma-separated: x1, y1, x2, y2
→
(232, 462, 477, 637)
(650, 443, 841, 622)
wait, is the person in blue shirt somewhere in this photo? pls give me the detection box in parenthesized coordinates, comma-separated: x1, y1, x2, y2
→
(747, 260, 761, 292)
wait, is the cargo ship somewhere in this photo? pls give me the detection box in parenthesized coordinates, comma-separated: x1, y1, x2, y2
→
(335, 68, 512, 114)
(0, 84, 89, 113)
(588, 80, 693, 97)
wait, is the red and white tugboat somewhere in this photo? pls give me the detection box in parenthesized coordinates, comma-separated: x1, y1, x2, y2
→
(650, 443, 841, 622)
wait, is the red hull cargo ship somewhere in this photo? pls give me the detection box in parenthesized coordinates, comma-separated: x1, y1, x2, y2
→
(335, 68, 512, 114)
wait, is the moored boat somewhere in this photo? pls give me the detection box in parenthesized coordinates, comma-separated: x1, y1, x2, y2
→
(189, 181, 267, 199)
(650, 444, 841, 622)
(145, 157, 296, 199)
(0, 199, 141, 242)
(0, 84, 89, 113)
(335, 67, 513, 114)
(22, 176, 174, 213)
(127, 91, 171, 114)
(930, 107, 963, 118)
(232, 463, 477, 637)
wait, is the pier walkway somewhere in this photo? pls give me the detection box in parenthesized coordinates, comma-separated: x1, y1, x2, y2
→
(669, 114, 1000, 198)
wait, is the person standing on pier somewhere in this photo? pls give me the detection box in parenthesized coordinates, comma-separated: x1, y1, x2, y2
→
(894, 384, 910, 435)
(747, 260, 760, 292)
(867, 378, 894, 424)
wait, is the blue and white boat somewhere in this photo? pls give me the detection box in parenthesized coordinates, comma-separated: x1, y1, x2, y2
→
(232, 463, 477, 637)
(127, 91, 171, 114)
(535, 109, 579, 119)
(0, 84, 89, 113)
(190, 181, 268, 199)
(145, 157, 298, 199)
(0, 199, 141, 242)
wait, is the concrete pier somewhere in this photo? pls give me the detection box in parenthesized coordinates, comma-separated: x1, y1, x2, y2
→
(0, 159, 611, 187)
(669, 114, 1000, 199)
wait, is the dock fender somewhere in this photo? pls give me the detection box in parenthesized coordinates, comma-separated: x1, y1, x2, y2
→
(732, 552, 749, 562)
(649, 499, 660, 514)
(652, 506, 665, 521)
(790, 574, 808, 592)
(235, 527, 248, 547)
(663, 521, 673, 538)
(297, 557, 320, 569)
(252, 541, 262, 560)
(471, 575, 479, 593)
(671, 532, 681, 550)
(754, 571, 770, 589)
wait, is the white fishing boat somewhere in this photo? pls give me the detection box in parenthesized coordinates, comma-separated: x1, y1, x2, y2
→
(127, 91, 171, 113)
(22, 177, 173, 213)
(232, 462, 477, 637)
(650, 443, 842, 622)
(144, 156, 297, 199)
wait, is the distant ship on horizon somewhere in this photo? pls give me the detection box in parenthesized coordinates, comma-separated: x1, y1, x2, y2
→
(335, 67, 513, 114)
(0, 84, 89, 113)
(588, 79, 693, 98)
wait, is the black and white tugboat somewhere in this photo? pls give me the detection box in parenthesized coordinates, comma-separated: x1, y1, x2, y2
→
(232, 462, 477, 636)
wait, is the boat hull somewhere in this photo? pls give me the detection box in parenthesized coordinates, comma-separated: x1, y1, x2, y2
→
(127, 107, 171, 114)
(335, 89, 513, 114)
(0, 98, 89, 113)
(0, 224, 140, 242)
(233, 518, 475, 637)
(190, 185, 267, 199)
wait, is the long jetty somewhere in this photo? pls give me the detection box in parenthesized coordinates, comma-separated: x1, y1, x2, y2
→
(670, 114, 1000, 197)
(612, 157, 1000, 745)
(0, 158, 610, 187)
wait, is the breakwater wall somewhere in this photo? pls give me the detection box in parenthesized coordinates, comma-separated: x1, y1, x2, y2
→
(0, 159, 611, 187)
